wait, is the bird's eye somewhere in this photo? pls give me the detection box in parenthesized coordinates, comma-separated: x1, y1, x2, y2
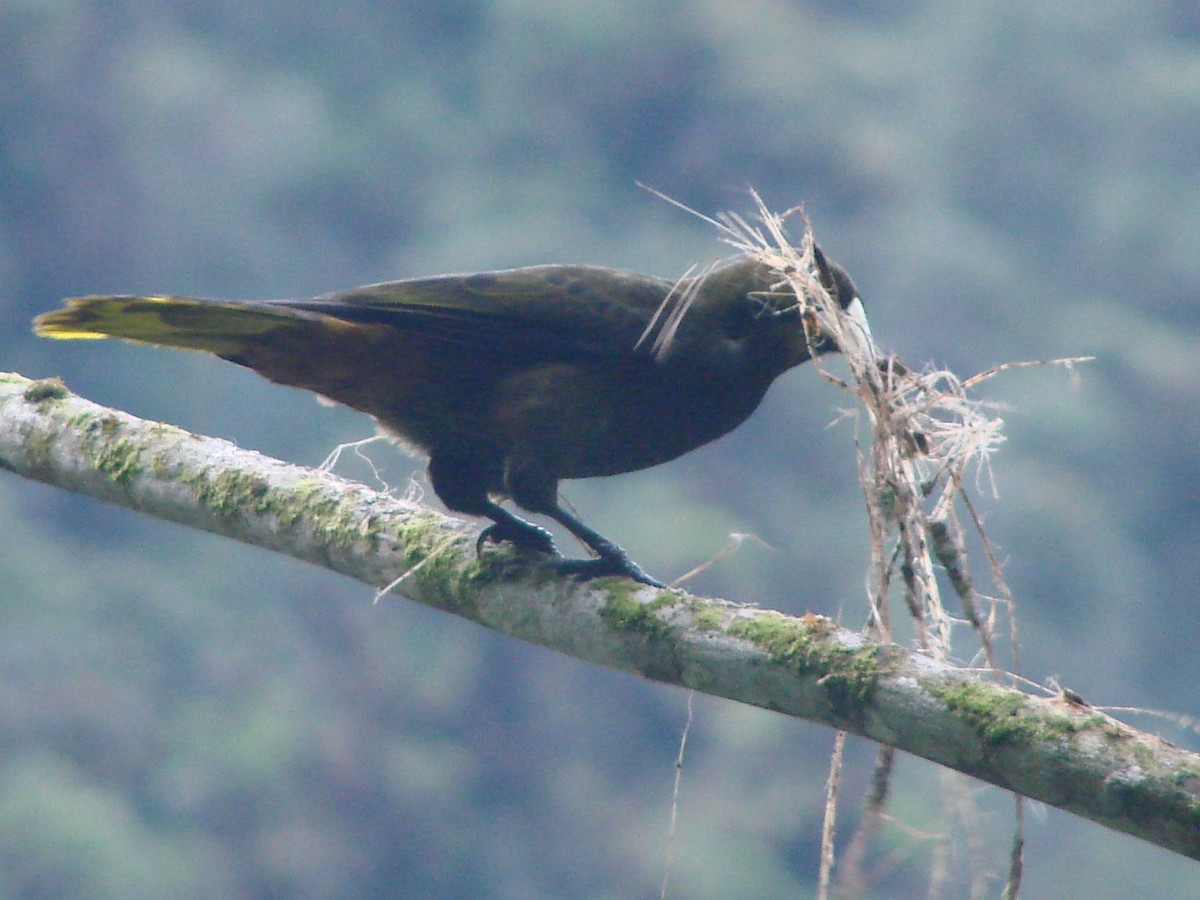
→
(724, 290, 801, 340)
(721, 295, 760, 339)
(723, 290, 796, 340)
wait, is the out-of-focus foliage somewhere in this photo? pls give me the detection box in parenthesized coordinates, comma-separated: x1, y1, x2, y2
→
(3, 1, 1199, 896)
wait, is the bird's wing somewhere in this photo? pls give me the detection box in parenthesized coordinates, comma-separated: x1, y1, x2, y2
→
(277, 265, 676, 361)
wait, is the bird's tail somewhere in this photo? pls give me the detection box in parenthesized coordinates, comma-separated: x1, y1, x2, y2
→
(33, 295, 318, 358)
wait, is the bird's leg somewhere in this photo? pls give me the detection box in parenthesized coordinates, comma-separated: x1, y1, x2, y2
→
(476, 501, 559, 557)
(544, 505, 664, 588)
(502, 446, 664, 586)
(428, 449, 559, 558)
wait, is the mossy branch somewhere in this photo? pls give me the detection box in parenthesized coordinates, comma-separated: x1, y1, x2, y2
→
(3, 371, 1198, 861)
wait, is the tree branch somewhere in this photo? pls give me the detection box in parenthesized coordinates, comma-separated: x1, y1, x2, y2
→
(3, 371, 1198, 861)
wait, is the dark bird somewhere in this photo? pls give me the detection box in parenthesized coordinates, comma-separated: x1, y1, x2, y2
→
(33, 249, 865, 587)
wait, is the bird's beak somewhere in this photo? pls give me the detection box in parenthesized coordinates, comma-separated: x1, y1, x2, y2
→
(840, 295, 877, 363)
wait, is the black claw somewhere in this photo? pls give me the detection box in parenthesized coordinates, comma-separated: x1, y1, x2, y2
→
(476, 521, 559, 557)
(550, 554, 665, 588)
(475, 503, 662, 586)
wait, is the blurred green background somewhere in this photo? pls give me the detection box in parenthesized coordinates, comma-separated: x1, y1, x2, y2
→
(4, 1, 1200, 896)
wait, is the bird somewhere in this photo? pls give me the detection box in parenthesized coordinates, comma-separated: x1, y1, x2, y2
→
(34, 248, 866, 587)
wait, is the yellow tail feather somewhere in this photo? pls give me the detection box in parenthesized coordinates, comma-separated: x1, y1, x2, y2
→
(34, 295, 303, 357)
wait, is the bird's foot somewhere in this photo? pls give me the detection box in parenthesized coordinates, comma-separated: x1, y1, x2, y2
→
(476, 508, 663, 587)
(550, 553, 665, 588)
(476, 520, 559, 557)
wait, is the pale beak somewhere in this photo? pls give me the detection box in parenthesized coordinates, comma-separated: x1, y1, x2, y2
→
(841, 295, 877, 363)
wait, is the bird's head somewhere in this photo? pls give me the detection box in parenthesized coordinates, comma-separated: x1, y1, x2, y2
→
(652, 247, 869, 381)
